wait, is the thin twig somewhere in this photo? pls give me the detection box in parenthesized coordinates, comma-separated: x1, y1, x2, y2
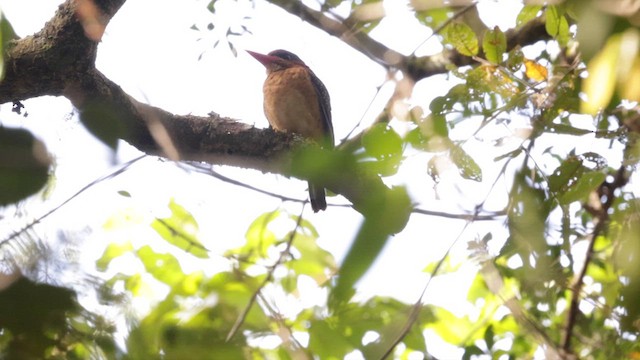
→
(186, 163, 306, 203)
(340, 79, 390, 144)
(412, 207, 505, 220)
(256, 291, 311, 359)
(226, 203, 307, 342)
(379, 219, 474, 359)
(153, 217, 209, 252)
(380, 135, 525, 358)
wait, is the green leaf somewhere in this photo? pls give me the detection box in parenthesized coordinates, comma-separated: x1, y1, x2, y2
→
(508, 171, 549, 254)
(548, 156, 582, 194)
(78, 99, 128, 150)
(96, 241, 134, 271)
(444, 22, 479, 56)
(422, 255, 461, 276)
(288, 232, 337, 285)
(450, 144, 482, 181)
(484, 324, 495, 350)
(545, 5, 567, 39)
(136, 245, 186, 288)
(505, 47, 525, 72)
(466, 273, 491, 302)
(463, 345, 485, 360)
(151, 199, 208, 258)
(546, 123, 593, 136)
(494, 148, 523, 162)
(428, 307, 476, 344)
(117, 190, 132, 197)
(225, 210, 280, 264)
(362, 124, 403, 160)
(559, 170, 606, 205)
(291, 145, 346, 185)
(0, 11, 17, 82)
(483, 27, 506, 64)
(548, 152, 606, 205)
(308, 320, 354, 358)
(361, 124, 404, 177)
(556, 13, 570, 46)
(516, 5, 542, 28)
(0, 127, 51, 205)
(408, 114, 450, 153)
(332, 186, 411, 306)
(415, 7, 454, 29)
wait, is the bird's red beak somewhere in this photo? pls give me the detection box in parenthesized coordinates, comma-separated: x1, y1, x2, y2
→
(246, 50, 279, 67)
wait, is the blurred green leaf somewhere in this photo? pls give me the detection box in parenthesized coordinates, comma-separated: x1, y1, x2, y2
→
(288, 231, 337, 285)
(545, 5, 562, 37)
(151, 199, 208, 258)
(96, 241, 134, 271)
(516, 5, 542, 28)
(362, 124, 403, 160)
(507, 171, 549, 255)
(291, 145, 347, 184)
(467, 272, 491, 302)
(332, 186, 411, 306)
(423, 255, 461, 276)
(545, 5, 571, 46)
(484, 324, 495, 351)
(0, 11, 17, 82)
(444, 22, 479, 56)
(548, 155, 606, 205)
(408, 114, 450, 153)
(308, 320, 354, 358)
(0, 127, 51, 205)
(450, 144, 482, 181)
(559, 170, 605, 204)
(137, 245, 187, 288)
(78, 99, 127, 150)
(414, 6, 454, 29)
(548, 156, 582, 193)
(226, 210, 280, 265)
(483, 27, 506, 64)
(428, 307, 476, 344)
(463, 345, 485, 359)
(0, 279, 84, 359)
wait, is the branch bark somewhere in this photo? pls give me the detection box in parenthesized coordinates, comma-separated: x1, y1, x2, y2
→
(0, 0, 389, 213)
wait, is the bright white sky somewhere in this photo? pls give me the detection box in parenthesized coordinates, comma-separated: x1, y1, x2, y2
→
(0, 0, 532, 358)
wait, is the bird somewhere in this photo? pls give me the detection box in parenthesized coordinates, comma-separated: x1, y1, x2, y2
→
(247, 49, 334, 212)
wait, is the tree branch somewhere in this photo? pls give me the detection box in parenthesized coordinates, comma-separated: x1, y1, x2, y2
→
(0, 0, 393, 215)
(561, 166, 630, 356)
(268, 0, 550, 81)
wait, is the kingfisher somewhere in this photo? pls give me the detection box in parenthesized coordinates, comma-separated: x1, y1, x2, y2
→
(247, 49, 334, 212)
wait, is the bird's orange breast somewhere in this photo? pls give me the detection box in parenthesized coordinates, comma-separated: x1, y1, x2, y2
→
(263, 66, 325, 141)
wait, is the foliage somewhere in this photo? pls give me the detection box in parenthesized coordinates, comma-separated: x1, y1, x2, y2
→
(2, 0, 640, 359)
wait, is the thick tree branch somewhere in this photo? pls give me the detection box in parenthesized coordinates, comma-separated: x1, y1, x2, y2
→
(268, 0, 550, 81)
(0, 0, 392, 215)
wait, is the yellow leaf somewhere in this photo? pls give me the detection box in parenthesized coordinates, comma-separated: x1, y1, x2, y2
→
(524, 59, 548, 82)
(617, 29, 640, 101)
(581, 34, 620, 115)
(621, 56, 640, 102)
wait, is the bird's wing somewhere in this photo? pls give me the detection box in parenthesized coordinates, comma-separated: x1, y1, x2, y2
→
(309, 71, 334, 148)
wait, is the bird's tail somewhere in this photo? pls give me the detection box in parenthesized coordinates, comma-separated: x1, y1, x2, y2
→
(308, 182, 327, 212)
